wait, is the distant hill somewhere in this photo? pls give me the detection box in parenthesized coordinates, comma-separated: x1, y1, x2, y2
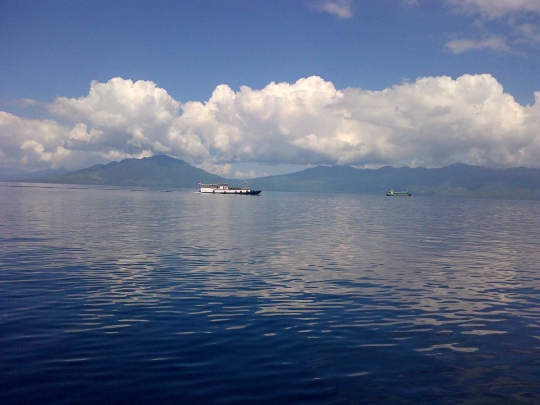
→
(25, 155, 225, 188)
(1, 167, 68, 181)
(16, 155, 540, 199)
(0, 167, 28, 181)
(246, 163, 540, 199)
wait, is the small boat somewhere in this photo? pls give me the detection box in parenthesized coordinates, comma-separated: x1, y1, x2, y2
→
(199, 181, 261, 195)
(386, 189, 411, 197)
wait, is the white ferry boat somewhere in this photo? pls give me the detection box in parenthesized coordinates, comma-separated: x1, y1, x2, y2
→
(386, 189, 411, 197)
(198, 182, 261, 195)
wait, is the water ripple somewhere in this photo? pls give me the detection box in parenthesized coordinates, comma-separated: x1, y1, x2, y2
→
(1, 184, 540, 404)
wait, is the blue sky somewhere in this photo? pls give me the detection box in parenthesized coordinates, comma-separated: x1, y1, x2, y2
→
(2, 0, 540, 177)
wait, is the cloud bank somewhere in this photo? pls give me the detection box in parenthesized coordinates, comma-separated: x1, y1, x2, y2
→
(2, 74, 540, 174)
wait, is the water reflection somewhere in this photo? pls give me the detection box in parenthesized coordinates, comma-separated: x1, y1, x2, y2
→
(1, 183, 540, 404)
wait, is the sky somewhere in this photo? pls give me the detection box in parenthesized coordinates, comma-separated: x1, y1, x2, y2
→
(2, 0, 540, 178)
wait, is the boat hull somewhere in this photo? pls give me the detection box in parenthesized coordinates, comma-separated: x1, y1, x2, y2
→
(200, 188, 261, 195)
(199, 182, 261, 195)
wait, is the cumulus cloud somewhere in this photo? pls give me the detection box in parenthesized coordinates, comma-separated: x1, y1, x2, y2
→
(50, 78, 180, 127)
(313, 0, 353, 19)
(2, 75, 540, 173)
(446, 36, 511, 53)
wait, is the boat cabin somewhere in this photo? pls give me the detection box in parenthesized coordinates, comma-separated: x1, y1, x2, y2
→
(198, 183, 229, 190)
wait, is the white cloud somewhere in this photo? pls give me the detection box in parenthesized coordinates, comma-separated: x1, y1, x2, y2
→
(199, 162, 232, 177)
(402, 0, 420, 6)
(515, 22, 540, 44)
(16, 99, 39, 108)
(445, 0, 540, 54)
(45, 77, 184, 165)
(446, 36, 511, 53)
(447, 0, 540, 20)
(234, 170, 258, 179)
(50, 77, 180, 127)
(313, 0, 353, 19)
(0, 110, 155, 171)
(0, 112, 73, 170)
(2, 74, 540, 173)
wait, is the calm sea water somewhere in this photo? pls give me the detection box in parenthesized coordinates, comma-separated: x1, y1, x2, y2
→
(1, 183, 540, 404)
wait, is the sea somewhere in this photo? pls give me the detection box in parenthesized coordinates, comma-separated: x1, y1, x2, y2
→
(1, 182, 540, 405)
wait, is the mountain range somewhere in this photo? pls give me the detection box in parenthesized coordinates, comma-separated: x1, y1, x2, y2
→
(6, 155, 540, 199)
(0, 167, 69, 182)
(16, 155, 225, 188)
